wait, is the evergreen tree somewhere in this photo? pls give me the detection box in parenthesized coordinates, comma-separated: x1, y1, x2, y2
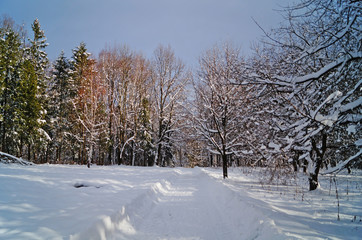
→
(0, 18, 23, 155)
(70, 42, 92, 164)
(47, 51, 73, 163)
(17, 58, 42, 160)
(138, 98, 155, 166)
(22, 18, 49, 162)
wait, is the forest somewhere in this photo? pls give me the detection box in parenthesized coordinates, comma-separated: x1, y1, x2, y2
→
(0, 0, 360, 191)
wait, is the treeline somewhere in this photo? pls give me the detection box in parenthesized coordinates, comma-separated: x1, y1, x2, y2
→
(0, 17, 48, 162)
(1, 0, 361, 190)
(0, 16, 190, 167)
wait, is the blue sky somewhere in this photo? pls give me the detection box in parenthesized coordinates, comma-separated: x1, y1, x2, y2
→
(0, 0, 289, 66)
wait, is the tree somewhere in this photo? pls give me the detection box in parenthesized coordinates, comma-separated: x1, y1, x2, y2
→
(151, 45, 189, 167)
(23, 18, 50, 162)
(80, 58, 106, 167)
(0, 17, 23, 155)
(114, 47, 133, 165)
(249, 0, 361, 190)
(0, 17, 49, 162)
(70, 42, 94, 164)
(18, 58, 44, 161)
(138, 97, 155, 166)
(126, 54, 153, 166)
(193, 43, 250, 178)
(47, 51, 74, 163)
(98, 46, 131, 165)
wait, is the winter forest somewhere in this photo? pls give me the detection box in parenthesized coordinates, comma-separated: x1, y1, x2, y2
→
(0, 0, 361, 192)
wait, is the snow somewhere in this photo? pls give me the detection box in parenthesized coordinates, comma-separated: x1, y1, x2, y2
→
(321, 150, 362, 175)
(268, 141, 281, 151)
(315, 111, 340, 127)
(0, 164, 361, 240)
(347, 125, 357, 135)
(341, 97, 362, 113)
(282, 52, 362, 85)
(0, 151, 33, 165)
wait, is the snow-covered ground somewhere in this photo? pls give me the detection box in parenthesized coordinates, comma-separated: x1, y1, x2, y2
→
(0, 164, 361, 240)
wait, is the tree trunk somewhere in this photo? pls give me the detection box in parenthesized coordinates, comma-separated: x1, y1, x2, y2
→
(131, 142, 135, 166)
(107, 114, 113, 165)
(309, 172, 319, 191)
(87, 144, 93, 168)
(82, 129, 86, 165)
(19, 137, 23, 158)
(157, 142, 163, 166)
(179, 147, 182, 167)
(1, 122, 7, 154)
(309, 155, 323, 190)
(28, 143, 31, 162)
(116, 144, 121, 165)
(222, 151, 228, 179)
(309, 133, 327, 191)
(144, 150, 147, 166)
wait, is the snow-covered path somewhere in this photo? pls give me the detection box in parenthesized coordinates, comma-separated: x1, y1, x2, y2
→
(1, 164, 361, 239)
(73, 168, 280, 240)
(136, 169, 241, 239)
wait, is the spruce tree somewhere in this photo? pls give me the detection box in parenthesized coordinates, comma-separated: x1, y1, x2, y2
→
(70, 42, 92, 164)
(22, 18, 49, 162)
(18, 58, 41, 160)
(138, 98, 155, 166)
(47, 51, 73, 163)
(0, 19, 23, 155)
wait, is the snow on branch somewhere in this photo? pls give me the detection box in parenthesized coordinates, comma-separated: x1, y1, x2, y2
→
(273, 52, 361, 85)
(313, 79, 362, 127)
(321, 149, 362, 175)
(0, 152, 33, 165)
(341, 97, 362, 113)
(295, 14, 358, 62)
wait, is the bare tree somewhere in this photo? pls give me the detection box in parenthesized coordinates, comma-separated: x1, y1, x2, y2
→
(98, 47, 120, 165)
(151, 45, 190, 167)
(193, 43, 251, 178)
(249, 0, 361, 190)
(125, 53, 153, 166)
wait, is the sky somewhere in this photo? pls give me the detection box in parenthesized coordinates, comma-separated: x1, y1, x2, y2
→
(0, 0, 290, 67)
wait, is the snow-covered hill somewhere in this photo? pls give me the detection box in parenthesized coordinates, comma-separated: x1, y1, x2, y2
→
(0, 164, 360, 239)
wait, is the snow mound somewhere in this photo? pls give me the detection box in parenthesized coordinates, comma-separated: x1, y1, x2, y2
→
(0, 151, 33, 165)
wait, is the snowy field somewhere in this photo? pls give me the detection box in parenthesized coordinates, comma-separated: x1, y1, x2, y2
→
(0, 164, 361, 240)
